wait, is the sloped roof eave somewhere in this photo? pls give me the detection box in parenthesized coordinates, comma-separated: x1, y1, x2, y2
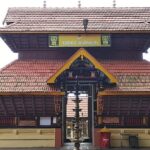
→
(0, 91, 65, 96)
(1, 29, 150, 34)
(0, 58, 149, 93)
(98, 91, 150, 96)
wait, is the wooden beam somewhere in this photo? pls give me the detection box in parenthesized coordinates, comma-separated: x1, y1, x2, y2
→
(0, 92, 64, 96)
(42, 97, 46, 116)
(22, 96, 26, 116)
(32, 96, 36, 116)
(99, 91, 150, 96)
(0, 97, 7, 116)
(11, 97, 17, 116)
(1, 30, 150, 34)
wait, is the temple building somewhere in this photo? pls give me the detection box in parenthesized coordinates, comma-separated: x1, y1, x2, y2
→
(0, 7, 150, 148)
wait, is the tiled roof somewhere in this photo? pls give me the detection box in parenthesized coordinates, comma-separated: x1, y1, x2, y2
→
(1, 7, 150, 33)
(0, 59, 65, 93)
(0, 59, 150, 93)
(102, 60, 150, 91)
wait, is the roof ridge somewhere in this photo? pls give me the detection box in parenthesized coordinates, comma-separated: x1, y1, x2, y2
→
(2, 7, 150, 33)
(6, 7, 150, 13)
(7, 7, 150, 9)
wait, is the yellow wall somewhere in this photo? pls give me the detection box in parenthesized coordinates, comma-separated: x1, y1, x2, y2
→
(110, 128, 150, 148)
(0, 128, 55, 148)
(1, 128, 150, 148)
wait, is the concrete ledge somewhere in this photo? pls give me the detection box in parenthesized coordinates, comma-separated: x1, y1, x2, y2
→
(110, 128, 150, 148)
(0, 128, 55, 148)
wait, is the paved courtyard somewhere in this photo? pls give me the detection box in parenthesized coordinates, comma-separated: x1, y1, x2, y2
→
(0, 148, 149, 150)
(0, 142, 148, 150)
(0, 143, 149, 150)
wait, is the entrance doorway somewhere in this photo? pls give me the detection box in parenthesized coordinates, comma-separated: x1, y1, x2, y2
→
(63, 83, 96, 143)
(52, 51, 116, 144)
(66, 93, 88, 141)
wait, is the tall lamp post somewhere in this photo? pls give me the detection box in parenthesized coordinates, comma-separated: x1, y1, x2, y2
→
(72, 77, 82, 150)
(72, 20, 89, 150)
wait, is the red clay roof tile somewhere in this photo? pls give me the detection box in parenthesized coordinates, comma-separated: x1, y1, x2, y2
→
(0, 59, 150, 93)
(1, 7, 150, 33)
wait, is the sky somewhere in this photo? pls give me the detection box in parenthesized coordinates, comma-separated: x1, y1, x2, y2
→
(0, 0, 150, 69)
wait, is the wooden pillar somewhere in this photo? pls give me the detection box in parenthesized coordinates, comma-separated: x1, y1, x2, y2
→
(94, 128, 100, 147)
(93, 96, 103, 147)
(55, 128, 62, 148)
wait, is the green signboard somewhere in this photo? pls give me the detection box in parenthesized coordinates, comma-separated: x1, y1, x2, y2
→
(49, 34, 111, 47)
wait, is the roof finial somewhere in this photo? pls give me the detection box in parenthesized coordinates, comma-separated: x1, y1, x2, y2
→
(113, 0, 116, 8)
(43, 0, 47, 8)
(78, 0, 81, 8)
